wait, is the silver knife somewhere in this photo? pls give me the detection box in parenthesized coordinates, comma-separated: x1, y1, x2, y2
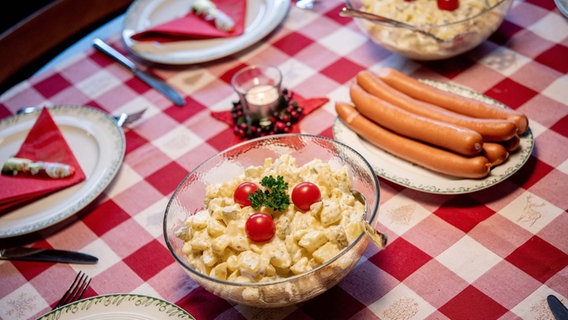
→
(548, 295, 568, 320)
(0, 247, 98, 264)
(93, 38, 185, 107)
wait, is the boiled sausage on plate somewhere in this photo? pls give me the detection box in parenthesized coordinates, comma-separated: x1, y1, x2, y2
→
(356, 70, 518, 142)
(481, 142, 509, 167)
(335, 101, 492, 179)
(350, 84, 484, 156)
(377, 67, 529, 134)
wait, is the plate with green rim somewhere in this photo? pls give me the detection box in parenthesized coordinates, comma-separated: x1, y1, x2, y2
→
(332, 80, 534, 194)
(0, 105, 125, 238)
(38, 294, 195, 319)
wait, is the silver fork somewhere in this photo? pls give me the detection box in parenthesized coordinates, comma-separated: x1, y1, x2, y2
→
(16, 106, 147, 127)
(53, 271, 91, 309)
(114, 108, 147, 127)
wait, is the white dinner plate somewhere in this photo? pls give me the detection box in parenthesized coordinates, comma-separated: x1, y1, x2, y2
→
(37, 294, 195, 319)
(332, 80, 535, 194)
(0, 106, 125, 238)
(122, 0, 290, 65)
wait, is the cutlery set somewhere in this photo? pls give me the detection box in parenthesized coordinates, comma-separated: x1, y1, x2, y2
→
(4, 243, 566, 319)
(5, 243, 567, 317)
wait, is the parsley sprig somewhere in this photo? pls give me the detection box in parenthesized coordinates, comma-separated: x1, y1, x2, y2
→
(249, 175, 291, 212)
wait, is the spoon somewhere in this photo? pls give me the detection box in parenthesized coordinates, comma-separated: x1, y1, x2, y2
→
(352, 190, 387, 249)
(340, 7, 457, 43)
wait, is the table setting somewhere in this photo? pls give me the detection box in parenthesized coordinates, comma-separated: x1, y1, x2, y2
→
(0, 0, 567, 319)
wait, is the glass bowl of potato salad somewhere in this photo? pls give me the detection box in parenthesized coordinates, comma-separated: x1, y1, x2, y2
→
(164, 134, 383, 307)
(345, 0, 513, 60)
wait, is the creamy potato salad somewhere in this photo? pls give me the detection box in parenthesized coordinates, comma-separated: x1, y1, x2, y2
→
(357, 0, 509, 59)
(175, 154, 365, 283)
(361, 0, 500, 27)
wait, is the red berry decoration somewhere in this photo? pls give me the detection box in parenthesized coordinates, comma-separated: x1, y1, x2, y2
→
(230, 89, 305, 139)
(437, 0, 458, 11)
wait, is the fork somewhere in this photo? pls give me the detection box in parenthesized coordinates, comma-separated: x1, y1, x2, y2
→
(53, 271, 91, 309)
(15, 106, 147, 127)
(113, 108, 147, 127)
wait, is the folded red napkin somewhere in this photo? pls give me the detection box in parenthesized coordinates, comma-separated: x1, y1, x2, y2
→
(0, 108, 86, 213)
(211, 93, 329, 144)
(131, 0, 246, 42)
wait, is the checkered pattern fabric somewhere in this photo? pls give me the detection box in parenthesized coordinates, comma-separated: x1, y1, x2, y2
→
(1, 0, 567, 319)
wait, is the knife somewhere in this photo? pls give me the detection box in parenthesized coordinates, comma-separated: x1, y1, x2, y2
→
(0, 247, 98, 264)
(548, 295, 568, 320)
(93, 38, 185, 107)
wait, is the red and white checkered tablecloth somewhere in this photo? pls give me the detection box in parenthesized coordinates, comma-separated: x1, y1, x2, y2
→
(1, 0, 567, 319)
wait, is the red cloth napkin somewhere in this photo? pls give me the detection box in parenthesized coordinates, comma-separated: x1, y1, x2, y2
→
(0, 108, 86, 213)
(131, 0, 246, 42)
(211, 95, 329, 144)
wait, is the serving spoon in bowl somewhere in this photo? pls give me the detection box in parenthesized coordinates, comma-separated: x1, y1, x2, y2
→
(339, 7, 471, 44)
(352, 190, 388, 249)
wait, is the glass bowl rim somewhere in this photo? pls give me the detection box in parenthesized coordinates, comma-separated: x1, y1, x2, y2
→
(163, 133, 381, 288)
(345, 0, 511, 29)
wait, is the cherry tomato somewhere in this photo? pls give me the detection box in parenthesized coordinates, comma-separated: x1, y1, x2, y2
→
(437, 0, 458, 11)
(292, 182, 321, 211)
(245, 213, 275, 242)
(234, 182, 259, 207)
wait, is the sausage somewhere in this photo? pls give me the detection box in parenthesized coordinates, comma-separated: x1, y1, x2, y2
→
(335, 102, 491, 179)
(356, 70, 518, 142)
(350, 84, 483, 156)
(502, 135, 521, 152)
(482, 143, 509, 167)
(377, 67, 529, 134)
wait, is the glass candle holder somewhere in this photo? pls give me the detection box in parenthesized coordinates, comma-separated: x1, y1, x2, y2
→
(231, 65, 283, 126)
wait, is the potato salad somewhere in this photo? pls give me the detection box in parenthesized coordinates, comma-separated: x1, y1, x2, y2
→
(360, 0, 501, 27)
(357, 0, 509, 59)
(175, 154, 366, 283)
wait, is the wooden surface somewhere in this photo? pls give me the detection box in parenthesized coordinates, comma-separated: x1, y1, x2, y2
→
(0, 0, 133, 93)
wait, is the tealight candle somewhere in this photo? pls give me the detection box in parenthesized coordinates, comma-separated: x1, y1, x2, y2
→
(231, 65, 283, 125)
(246, 84, 279, 109)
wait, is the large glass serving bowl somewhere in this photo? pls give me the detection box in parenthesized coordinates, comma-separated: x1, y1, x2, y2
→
(346, 0, 513, 60)
(164, 134, 381, 307)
